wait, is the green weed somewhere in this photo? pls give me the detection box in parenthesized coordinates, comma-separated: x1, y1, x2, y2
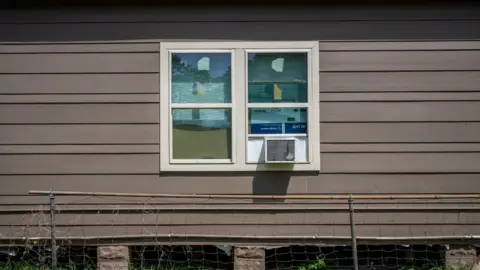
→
(297, 257, 328, 270)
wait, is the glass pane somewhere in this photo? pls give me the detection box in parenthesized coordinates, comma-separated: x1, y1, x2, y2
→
(248, 107, 307, 134)
(171, 53, 232, 103)
(248, 52, 308, 103)
(172, 108, 232, 159)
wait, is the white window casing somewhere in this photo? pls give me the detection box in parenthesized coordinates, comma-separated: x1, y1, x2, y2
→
(160, 41, 320, 172)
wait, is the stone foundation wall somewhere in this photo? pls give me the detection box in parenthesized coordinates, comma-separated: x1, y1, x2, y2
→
(97, 246, 130, 270)
(234, 247, 265, 270)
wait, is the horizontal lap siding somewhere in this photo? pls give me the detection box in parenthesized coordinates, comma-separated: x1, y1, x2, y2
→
(0, 94, 159, 103)
(7, 212, 479, 226)
(323, 153, 480, 173)
(2, 8, 479, 23)
(0, 125, 159, 144)
(321, 102, 480, 122)
(2, 211, 479, 242)
(0, 11, 480, 243)
(2, 153, 480, 174)
(0, 104, 159, 124)
(319, 42, 480, 176)
(321, 51, 480, 71)
(2, 21, 480, 41)
(1, 174, 479, 195)
(1, 174, 479, 241)
(2, 174, 480, 243)
(3, 195, 480, 207)
(0, 45, 162, 177)
(321, 92, 480, 101)
(0, 74, 159, 94)
(322, 123, 480, 143)
(0, 53, 159, 73)
(3, 225, 478, 241)
(0, 154, 159, 174)
(320, 72, 480, 92)
(0, 43, 160, 53)
(1, 43, 480, 173)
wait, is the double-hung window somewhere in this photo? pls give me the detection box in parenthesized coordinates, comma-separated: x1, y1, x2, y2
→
(160, 42, 320, 172)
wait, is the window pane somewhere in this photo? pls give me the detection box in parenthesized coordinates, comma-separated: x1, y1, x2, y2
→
(172, 108, 232, 159)
(248, 107, 307, 134)
(171, 53, 232, 103)
(248, 52, 308, 103)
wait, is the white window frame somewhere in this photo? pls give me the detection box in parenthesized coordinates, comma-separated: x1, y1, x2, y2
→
(160, 41, 320, 172)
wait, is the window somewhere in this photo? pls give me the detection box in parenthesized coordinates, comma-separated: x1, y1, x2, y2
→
(169, 52, 233, 162)
(160, 42, 320, 172)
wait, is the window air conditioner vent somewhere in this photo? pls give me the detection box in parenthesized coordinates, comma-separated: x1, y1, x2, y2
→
(264, 138, 296, 163)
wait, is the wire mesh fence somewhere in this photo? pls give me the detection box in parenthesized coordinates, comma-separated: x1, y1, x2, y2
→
(0, 191, 478, 270)
(1, 243, 473, 270)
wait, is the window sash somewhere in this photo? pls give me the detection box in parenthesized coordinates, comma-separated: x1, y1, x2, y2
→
(168, 49, 235, 163)
(244, 50, 312, 163)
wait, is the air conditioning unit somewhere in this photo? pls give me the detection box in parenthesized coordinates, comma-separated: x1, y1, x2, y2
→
(264, 138, 296, 163)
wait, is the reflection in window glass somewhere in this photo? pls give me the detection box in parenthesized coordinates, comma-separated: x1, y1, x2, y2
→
(172, 109, 232, 159)
(248, 107, 307, 134)
(171, 53, 232, 103)
(248, 52, 308, 103)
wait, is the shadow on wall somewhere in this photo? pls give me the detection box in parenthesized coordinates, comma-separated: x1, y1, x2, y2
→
(1, 5, 480, 42)
(159, 170, 316, 204)
(251, 172, 291, 203)
(250, 137, 313, 204)
(251, 170, 317, 204)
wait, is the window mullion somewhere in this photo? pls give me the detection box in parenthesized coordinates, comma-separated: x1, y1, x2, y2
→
(235, 48, 247, 166)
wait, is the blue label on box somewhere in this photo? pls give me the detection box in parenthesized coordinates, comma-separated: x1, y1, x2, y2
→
(285, 123, 307, 134)
(250, 123, 283, 134)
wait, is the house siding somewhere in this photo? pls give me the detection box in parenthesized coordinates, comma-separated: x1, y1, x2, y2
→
(0, 5, 479, 245)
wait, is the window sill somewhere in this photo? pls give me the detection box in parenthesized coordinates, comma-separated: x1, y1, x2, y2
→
(170, 159, 233, 164)
(159, 162, 321, 172)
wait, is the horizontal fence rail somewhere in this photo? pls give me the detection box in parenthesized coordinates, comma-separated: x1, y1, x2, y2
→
(28, 190, 480, 200)
(0, 190, 477, 269)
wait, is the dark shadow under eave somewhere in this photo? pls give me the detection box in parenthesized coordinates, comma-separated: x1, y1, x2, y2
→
(1, 3, 480, 42)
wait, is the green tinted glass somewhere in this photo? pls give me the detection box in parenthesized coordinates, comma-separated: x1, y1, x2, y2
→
(171, 53, 232, 104)
(248, 52, 308, 103)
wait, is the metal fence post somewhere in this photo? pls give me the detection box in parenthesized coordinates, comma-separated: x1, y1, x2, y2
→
(348, 194, 359, 270)
(49, 190, 57, 270)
